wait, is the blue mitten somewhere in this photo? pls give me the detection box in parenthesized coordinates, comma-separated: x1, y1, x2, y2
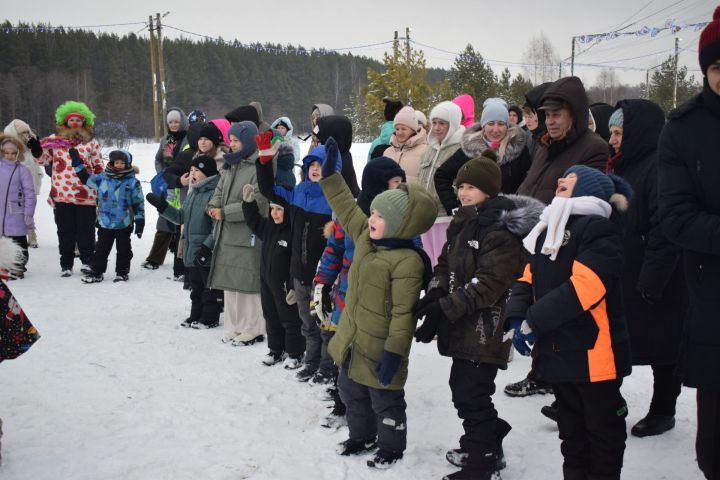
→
(375, 350, 402, 386)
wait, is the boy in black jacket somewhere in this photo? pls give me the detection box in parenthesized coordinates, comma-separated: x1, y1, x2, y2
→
(506, 165, 632, 480)
(242, 184, 305, 369)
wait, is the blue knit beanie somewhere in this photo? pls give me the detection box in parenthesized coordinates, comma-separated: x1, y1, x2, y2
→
(480, 98, 509, 127)
(565, 165, 615, 202)
(608, 108, 624, 128)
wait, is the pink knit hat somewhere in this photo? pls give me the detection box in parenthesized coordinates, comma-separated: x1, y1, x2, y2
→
(393, 106, 418, 131)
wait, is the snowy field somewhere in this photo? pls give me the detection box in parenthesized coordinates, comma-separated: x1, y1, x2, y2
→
(0, 141, 704, 479)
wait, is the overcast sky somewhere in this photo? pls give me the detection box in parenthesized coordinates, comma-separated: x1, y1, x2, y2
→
(5, 0, 716, 88)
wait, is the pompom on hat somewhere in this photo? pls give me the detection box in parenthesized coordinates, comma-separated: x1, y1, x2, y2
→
(699, 6, 720, 75)
(55, 101, 96, 126)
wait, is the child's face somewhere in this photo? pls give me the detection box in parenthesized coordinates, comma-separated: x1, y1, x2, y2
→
(168, 120, 181, 132)
(368, 210, 387, 240)
(270, 204, 285, 224)
(276, 125, 288, 136)
(387, 176, 403, 190)
(457, 183, 489, 207)
(229, 135, 242, 153)
(112, 159, 127, 170)
(307, 161, 322, 182)
(556, 173, 577, 198)
(190, 166, 207, 183)
(394, 124, 414, 144)
(198, 137, 214, 153)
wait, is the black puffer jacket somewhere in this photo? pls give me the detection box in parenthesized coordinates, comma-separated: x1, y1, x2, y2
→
(517, 77, 608, 204)
(506, 212, 632, 383)
(434, 123, 533, 213)
(609, 99, 686, 366)
(658, 79, 720, 390)
(315, 115, 360, 197)
(430, 195, 544, 365)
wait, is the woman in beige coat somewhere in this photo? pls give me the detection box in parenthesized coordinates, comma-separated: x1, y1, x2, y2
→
(382, 106, 427, 184)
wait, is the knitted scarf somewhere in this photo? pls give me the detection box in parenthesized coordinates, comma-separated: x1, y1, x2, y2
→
(104, 164, 135, 180)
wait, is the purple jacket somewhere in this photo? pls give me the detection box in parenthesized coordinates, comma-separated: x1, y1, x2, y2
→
(0, 158, 36, 236)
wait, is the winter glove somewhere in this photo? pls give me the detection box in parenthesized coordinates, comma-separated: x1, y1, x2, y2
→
(145, 193, 168, 213)
(321, 136, 339, 178)
(375, 350, 402, 387)
(311, 283, 333, 324)
(505, 318, 536, 357)
(255, 131, 275, 164)
(413, 300, 446, 343)
(285, 288, 297, 305)
(194, 244, 213, 268)
(26, 137, 42, 158)
(412, 288, 446, 318)
(68, 147, 83, 168)
(242, 184, 256, 203)
(134, 218, 145, 239)
(24, 215, 34, 228)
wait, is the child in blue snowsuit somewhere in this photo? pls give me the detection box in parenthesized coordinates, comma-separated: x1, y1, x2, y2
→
(71, 149, 144, 283)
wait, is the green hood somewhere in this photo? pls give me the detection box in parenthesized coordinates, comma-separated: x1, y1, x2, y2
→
(392, 183, 438, 240)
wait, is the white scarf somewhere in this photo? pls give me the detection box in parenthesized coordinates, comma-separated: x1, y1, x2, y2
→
(523, 196, 611, 261)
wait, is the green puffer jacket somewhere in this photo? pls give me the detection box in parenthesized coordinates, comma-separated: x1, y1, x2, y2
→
(207, 152, 267, 292)
(321, 173, 437, 390)
(161, 174, 220, 267)
(431, 195, 544, 365)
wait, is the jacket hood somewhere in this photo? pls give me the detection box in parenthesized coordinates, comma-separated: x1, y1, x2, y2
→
(167, 107, 189, 131)
(589, 103, 614, 142)
(185, 122, 205, 151)
(393, 183, 438, 240)
(224, 105, 260, 126)
(271, 116, 295, 136)
(614, 99, 665, 166)
(453, 94, 476, 128)
(312, 103, 335, 117)
(191, 173, 220, 192)
(389, 126, 427, 149)
(429, 101, 463, 148)
(460, 123, 528, 166)
(540, 76, 590, 136)
(497, 194, 545, 237)
(357, 156, 407, 215)
(316, 115, 353, 153)
(4, 119, 35, 140)
(303, 145, 342, 176)
(209, 118, 231, 145)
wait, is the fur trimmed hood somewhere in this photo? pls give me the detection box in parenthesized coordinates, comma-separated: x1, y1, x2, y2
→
(497, 194, 545, 238)
(54, 124, 95, 143)
(460, 123, 527, 167)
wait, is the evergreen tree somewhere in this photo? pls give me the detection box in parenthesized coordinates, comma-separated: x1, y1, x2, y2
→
(495, 68, 513, 104)
(649, 55, 702, 113)
(449, 44, 496, 103)
(509, 74, 534, 107)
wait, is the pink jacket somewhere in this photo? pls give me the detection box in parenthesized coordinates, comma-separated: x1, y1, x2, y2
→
(382, 128, 428, 184)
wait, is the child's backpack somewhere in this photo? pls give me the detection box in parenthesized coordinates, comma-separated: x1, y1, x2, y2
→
(150, 171, 169, 199)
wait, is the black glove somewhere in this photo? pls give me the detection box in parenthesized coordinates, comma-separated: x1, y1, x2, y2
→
(26, 137, 42, 158)
(194, 245, 213, 268)
(134, 218, 145, 239)
(412, 288, 446, 318)
(145, 193, 168, 213)
(321, 136, 339, 178)
(69, 147, 83, 167)
(413, 300, 446, 343)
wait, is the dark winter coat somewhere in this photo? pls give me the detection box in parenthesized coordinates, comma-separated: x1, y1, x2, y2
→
(315, 115, 360, 197)
(161, 175, 219, 267)
(658, 79, 720, 390)
(434, 123, 532, 214)
(256, 145, 340, 285)
(430, 195, 544, 365)
(608, 99, 686, 366)
(243, 197, 294, 295)
(321, 173, 437, 390)
(517, 77, 608, 204)
(506, 212, 632, 383)
(523, 82, 552, 160)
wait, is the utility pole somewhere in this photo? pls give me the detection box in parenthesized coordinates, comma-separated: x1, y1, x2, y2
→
(570, 36, 576, 76)
(673, 37, 679, 109)
(559, 62, 563, 79)
(405, 27, 411, 61)
(156, 12, 167, 137)
(148, 15, 160, 142)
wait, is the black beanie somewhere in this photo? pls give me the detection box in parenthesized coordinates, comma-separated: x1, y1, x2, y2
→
(191, 155, 218, 178)
(454, 150, 501, 198)
(198, 123, 224, 147)
(383, 98, 404, 121)
(224, 105, 260, 126)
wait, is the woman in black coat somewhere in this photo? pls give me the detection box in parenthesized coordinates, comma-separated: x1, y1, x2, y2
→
(607, 98, 686, 437)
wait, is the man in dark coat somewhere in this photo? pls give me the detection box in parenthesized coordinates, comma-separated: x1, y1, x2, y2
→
(606, 99, 686, 437)
(658, 8, 720, 479)
(507, 76, 608, 398)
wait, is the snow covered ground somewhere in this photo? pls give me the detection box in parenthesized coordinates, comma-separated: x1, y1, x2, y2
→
(0, 141, 705, 479)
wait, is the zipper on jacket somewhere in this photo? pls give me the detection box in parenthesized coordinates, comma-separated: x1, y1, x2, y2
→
(302, 221, 309, 265)
(2, 164, 19, 236)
